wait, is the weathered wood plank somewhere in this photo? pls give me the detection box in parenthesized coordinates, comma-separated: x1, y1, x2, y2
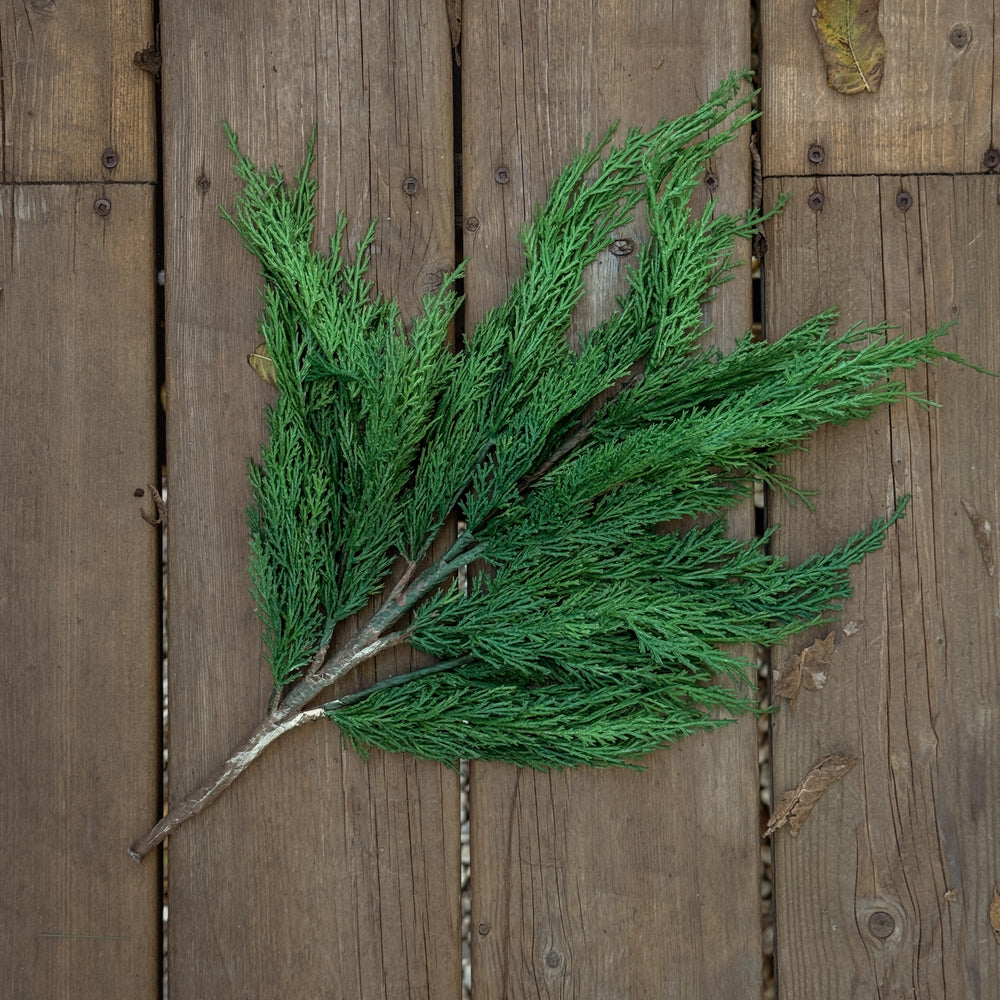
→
(760, 0, 995, 176)
(764, 176, 1000, 997)
(159, 3, 461, 996)
(0, 1, 156, 182)
(462, 4, 762, 996)
(0, 184, 160, 999)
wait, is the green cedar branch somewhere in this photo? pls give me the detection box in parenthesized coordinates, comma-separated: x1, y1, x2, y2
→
(130, 71, 985, 860)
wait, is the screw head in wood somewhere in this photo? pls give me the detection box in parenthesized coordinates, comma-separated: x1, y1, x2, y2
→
(494, 166, 510, 185)
(984, 148, 1000, 171)
(949, 24, 972, 50)
(896, 190, 913, 211)
(807, 144, 825, 165)
(807, 190, 825, 211)
(465, 216, 481, 233)
(94, 198, 112, 217)
(102, 149, 119, 170)
(402, 176, 419, 196)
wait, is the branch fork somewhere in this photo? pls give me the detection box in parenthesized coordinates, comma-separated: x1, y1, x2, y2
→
(128, 538, 481, 861)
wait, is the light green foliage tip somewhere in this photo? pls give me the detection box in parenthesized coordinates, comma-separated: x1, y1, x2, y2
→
(223, 72, 967, 770)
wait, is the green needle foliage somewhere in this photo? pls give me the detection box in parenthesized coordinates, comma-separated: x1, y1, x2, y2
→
(224, 72, 969, 770)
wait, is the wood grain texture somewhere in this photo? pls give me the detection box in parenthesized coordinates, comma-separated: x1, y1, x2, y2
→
(761, 0, 996, 175)
(764, 176, 1000, 997)
(159, 3, 461, 997)
(461, 3, 762, 996)
(0, 1, 157, 182)
(0, 184, 160, 999)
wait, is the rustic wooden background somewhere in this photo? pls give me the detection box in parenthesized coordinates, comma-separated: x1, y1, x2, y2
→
(2, 2, 997, 997)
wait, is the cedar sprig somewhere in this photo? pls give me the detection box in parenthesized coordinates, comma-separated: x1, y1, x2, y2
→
(130, 71, 978, 859)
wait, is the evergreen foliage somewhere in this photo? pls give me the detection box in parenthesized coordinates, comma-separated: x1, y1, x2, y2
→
(224, 72, 968, 770)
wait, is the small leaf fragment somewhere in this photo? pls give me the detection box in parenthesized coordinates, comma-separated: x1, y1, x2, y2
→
(961, 498, 995, 577)
(990, 882, 1000, 944)
(811, 0, 886, 95)
(765, 753, 858, 837)
(248, 343, 277, 385)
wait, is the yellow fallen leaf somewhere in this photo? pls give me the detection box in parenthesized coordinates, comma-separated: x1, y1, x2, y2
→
(248, 343, 277, 386)
(811, 0, 885, 95)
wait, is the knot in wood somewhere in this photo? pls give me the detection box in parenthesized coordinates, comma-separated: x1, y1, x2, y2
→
(949, 24, 972, 50)
(867, 910, 895, 939)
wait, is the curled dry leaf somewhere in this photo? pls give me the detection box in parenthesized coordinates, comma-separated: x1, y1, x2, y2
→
(773, 655, 802, 711)
(774, 631, 836, 711)
(765, 753, 858, 838)
(990, 882, 1000, 944)
(811, 0, 886, 95)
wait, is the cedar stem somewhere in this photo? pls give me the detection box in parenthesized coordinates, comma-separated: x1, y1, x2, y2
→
(128, 535, 487, 861)
(127, 710, 314, 861)
(322, 653, 474, 711)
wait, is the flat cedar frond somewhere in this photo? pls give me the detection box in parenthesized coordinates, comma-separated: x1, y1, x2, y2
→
(128, 71, 986, 861)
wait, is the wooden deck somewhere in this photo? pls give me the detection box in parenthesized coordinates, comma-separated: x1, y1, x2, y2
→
(2, 2, 997, 997)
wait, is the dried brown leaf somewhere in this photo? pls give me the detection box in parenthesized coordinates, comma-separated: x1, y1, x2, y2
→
(801, 631, 835, 691)
(990, 882, 1000, 944)
(775, 631, 836, 709)
(765, 754, 858, 838)
(773, 657, 802, 712)
(962, 498, 995, 577)
(811, 0, 885, 95)
(248, 343, 277, 386)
